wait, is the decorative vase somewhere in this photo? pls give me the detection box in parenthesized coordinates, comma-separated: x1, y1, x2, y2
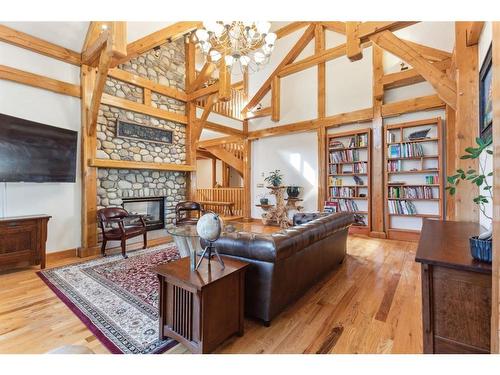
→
(469, 236, 492, 263)
(260, 198, 269, 205)
(287, 186, 300, 198)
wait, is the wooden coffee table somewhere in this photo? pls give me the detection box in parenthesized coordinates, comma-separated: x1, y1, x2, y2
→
(153, 256, 248, 354)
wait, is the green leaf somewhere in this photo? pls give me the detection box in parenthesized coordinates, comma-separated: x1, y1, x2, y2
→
(484, 186, 492, 190)
(487, 149, 493, 155)
(488, 172, 493, 176)
(457, 168, 465, 174)
(449, 187, 456, 195)
(460, 155, 472, 159)
(476, 137, 484, 147)
(464, 147, 476, 154)
(447, 176, 456, 184)
(466, 175, 476, 180)
(466, 169, 476, 174)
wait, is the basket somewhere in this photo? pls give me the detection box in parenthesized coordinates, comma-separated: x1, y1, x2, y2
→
(469, 236, 492, 263)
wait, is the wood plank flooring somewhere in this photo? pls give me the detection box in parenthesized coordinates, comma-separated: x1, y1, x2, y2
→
(0, 232, 422, 354)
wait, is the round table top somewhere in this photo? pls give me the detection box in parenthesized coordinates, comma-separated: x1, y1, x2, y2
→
(166, 223, 246, 238)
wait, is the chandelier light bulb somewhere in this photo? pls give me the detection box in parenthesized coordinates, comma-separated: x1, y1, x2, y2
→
(254, 51, 265, 64)
(240, 55, 250, 66)
(242, 21, 254, 28)
(224, 55, 235, 67)
(201, 41, 211, 53)
(265, 32, 277, 46)
(262, 44, 273, 56)
(256, 21, 271, 35)
(195, 29, 209, 42)
(209, 49, 222, 62)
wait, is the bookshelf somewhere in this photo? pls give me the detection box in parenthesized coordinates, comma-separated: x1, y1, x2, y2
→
(384, 118, 443, 241)
(325, 128, 371, 235)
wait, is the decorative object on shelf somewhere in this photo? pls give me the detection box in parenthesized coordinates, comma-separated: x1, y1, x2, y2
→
(408, 128, 431, 141)
(195, 212, 225, 270)
(257, 193, 269, 206)
(329, 140, 345, 149)
(446, 135, 493, 262)
(353, 175, 364, 186)
(264, 169, 284, 187)
(193, 21, 277, 75)
(286, 185, 301, 199)
(257, 185, 303, 228)
(353, 214, 367, 226)
(479, 44, 493, 141)
(117, 119, 173, 145)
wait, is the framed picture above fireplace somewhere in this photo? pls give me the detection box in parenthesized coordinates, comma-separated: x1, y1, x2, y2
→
(117, 119, 173, 145)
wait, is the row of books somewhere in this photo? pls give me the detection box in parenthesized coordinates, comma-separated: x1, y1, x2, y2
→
(324, 199, 361, 213)
(388, 143, 424, 158)
(329, 187, 356, 197)
(387, 160, 402, 172)
(387, 132, 397, 143)
(328, 176, 344, 186)
(388, 186, 434, 199)
(425, 175, 439, 184)
(388, 200, 418, 215)
(329, 149, 360, 163)
(328, 134, 368, 149)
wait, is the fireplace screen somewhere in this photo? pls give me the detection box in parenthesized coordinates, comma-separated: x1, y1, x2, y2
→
(122, 197, 165, 231)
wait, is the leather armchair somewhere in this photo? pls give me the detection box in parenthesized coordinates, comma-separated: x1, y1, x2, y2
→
(97, 207, 147, 258)
(175, 201, 203, 225)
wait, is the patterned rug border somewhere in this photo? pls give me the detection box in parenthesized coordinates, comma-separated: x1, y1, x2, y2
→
(36, 251, 178, 355)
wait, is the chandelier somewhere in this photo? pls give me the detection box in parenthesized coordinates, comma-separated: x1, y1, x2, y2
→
(194, 21, 277, 75)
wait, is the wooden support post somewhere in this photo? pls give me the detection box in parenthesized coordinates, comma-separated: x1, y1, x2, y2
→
(315, 23, 326, 118)
(271, 76, 280, 122)
(186, 39, 197, 200)
(490, 21, 500, 353)
(143, 88, 151, 106)
(80, 65, 98, 256)
(218, 58, 231, 102)
(243, 136, 252, 221)
(346, 22, 363, 61)
(445, 104, 456, 220)
(370, 44, 386, 238)
(453, 22, 479, 221)
(211, 157, 217, 187)
(317, 125, 326, 210)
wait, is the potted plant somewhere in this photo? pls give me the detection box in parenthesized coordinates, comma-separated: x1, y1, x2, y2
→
(446, 136, 493, 262)
(287, 185, 302, 199)
(257, 193, 269, 206)
(264, 169, 284, 187)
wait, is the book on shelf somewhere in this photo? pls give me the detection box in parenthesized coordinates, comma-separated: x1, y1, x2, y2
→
(329, 164, 339, 174)
(388, 200, 418, 215)
(425, 175, 439, 184)
(324, 200, 339, 213)
(328, 176, 343, 186)
(347, 134, 368, 148)
(387, 132, 396, 143)
(353, 162, 367, 173)
(387, 160, 401, 172)
(388, 186, 434, 199)
(329, 149, 360, 163)
(327, 198, 360, 213)
(329, 186, 356, 198)
(387, 143, 424, 158)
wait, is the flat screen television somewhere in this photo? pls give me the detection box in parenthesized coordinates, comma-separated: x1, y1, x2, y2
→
(0, 113, 78, 183)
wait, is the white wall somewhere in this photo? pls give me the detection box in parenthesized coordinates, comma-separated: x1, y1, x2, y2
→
(478, 22, 493, 230)
(0, 41, 82, 253)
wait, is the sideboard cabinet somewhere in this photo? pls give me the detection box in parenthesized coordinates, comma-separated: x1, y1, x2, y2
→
(416, 219, 491, 354)
(0, 215, 51, 270)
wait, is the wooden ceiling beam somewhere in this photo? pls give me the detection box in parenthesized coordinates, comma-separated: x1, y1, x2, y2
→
(382, 58, 452, 89)
(81, 30, 109, 66)
(0, 24, 81, 66)
(274, 22, 311, 39)
(116, 21, 202, 65)
(402, 39, 452, 62)
(370, 30, 457, 109)
(192, 94, 216, 143)
(464, 21, 485, 46)
(244, 106, 272, 120)
(381, 94, 445, 117)
(108, 68, 187, 101)
(88, 48, 113, 136)
(189, 62, 216, 93)
(346, 22, 363, 61)
(203, 121, 244, 137)
(0, 64, 80, 97)
(320, 22, 346, 34)
(357, 21, 419, 41)
(242, 23, 316, 113)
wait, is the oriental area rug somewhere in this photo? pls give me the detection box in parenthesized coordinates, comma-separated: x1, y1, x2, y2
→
(37, 243, 180, 354)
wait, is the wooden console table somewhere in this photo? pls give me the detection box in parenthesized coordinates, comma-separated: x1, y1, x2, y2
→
(0, 214, 51, 270)
(416, 219, 491, 354)
(153, 256, 248, 353)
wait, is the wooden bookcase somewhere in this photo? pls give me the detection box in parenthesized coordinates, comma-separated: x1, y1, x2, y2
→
(383, 118, 443, 241)
(325, 128, 371, 235)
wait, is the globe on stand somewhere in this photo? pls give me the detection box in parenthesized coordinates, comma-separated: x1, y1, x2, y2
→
(195, 212, 225, 270)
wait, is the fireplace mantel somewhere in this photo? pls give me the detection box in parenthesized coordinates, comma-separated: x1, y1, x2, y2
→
(89, 158, 196, 172)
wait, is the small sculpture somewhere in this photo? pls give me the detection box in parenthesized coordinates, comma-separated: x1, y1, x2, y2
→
(408, 128, 431, 141)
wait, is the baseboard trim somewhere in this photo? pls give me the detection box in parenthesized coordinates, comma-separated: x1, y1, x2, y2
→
(77, 236, 173, 258)
(46, 248, 77, 262)
(369, 231, 387, 239)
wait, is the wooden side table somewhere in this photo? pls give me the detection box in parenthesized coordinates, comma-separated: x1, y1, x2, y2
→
(153, 256, 248, 354)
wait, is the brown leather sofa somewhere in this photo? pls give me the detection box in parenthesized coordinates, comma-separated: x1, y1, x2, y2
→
(213, 212, 354, 325)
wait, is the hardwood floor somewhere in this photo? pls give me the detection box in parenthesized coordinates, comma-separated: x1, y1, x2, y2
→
(0, 232, 422, 354)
